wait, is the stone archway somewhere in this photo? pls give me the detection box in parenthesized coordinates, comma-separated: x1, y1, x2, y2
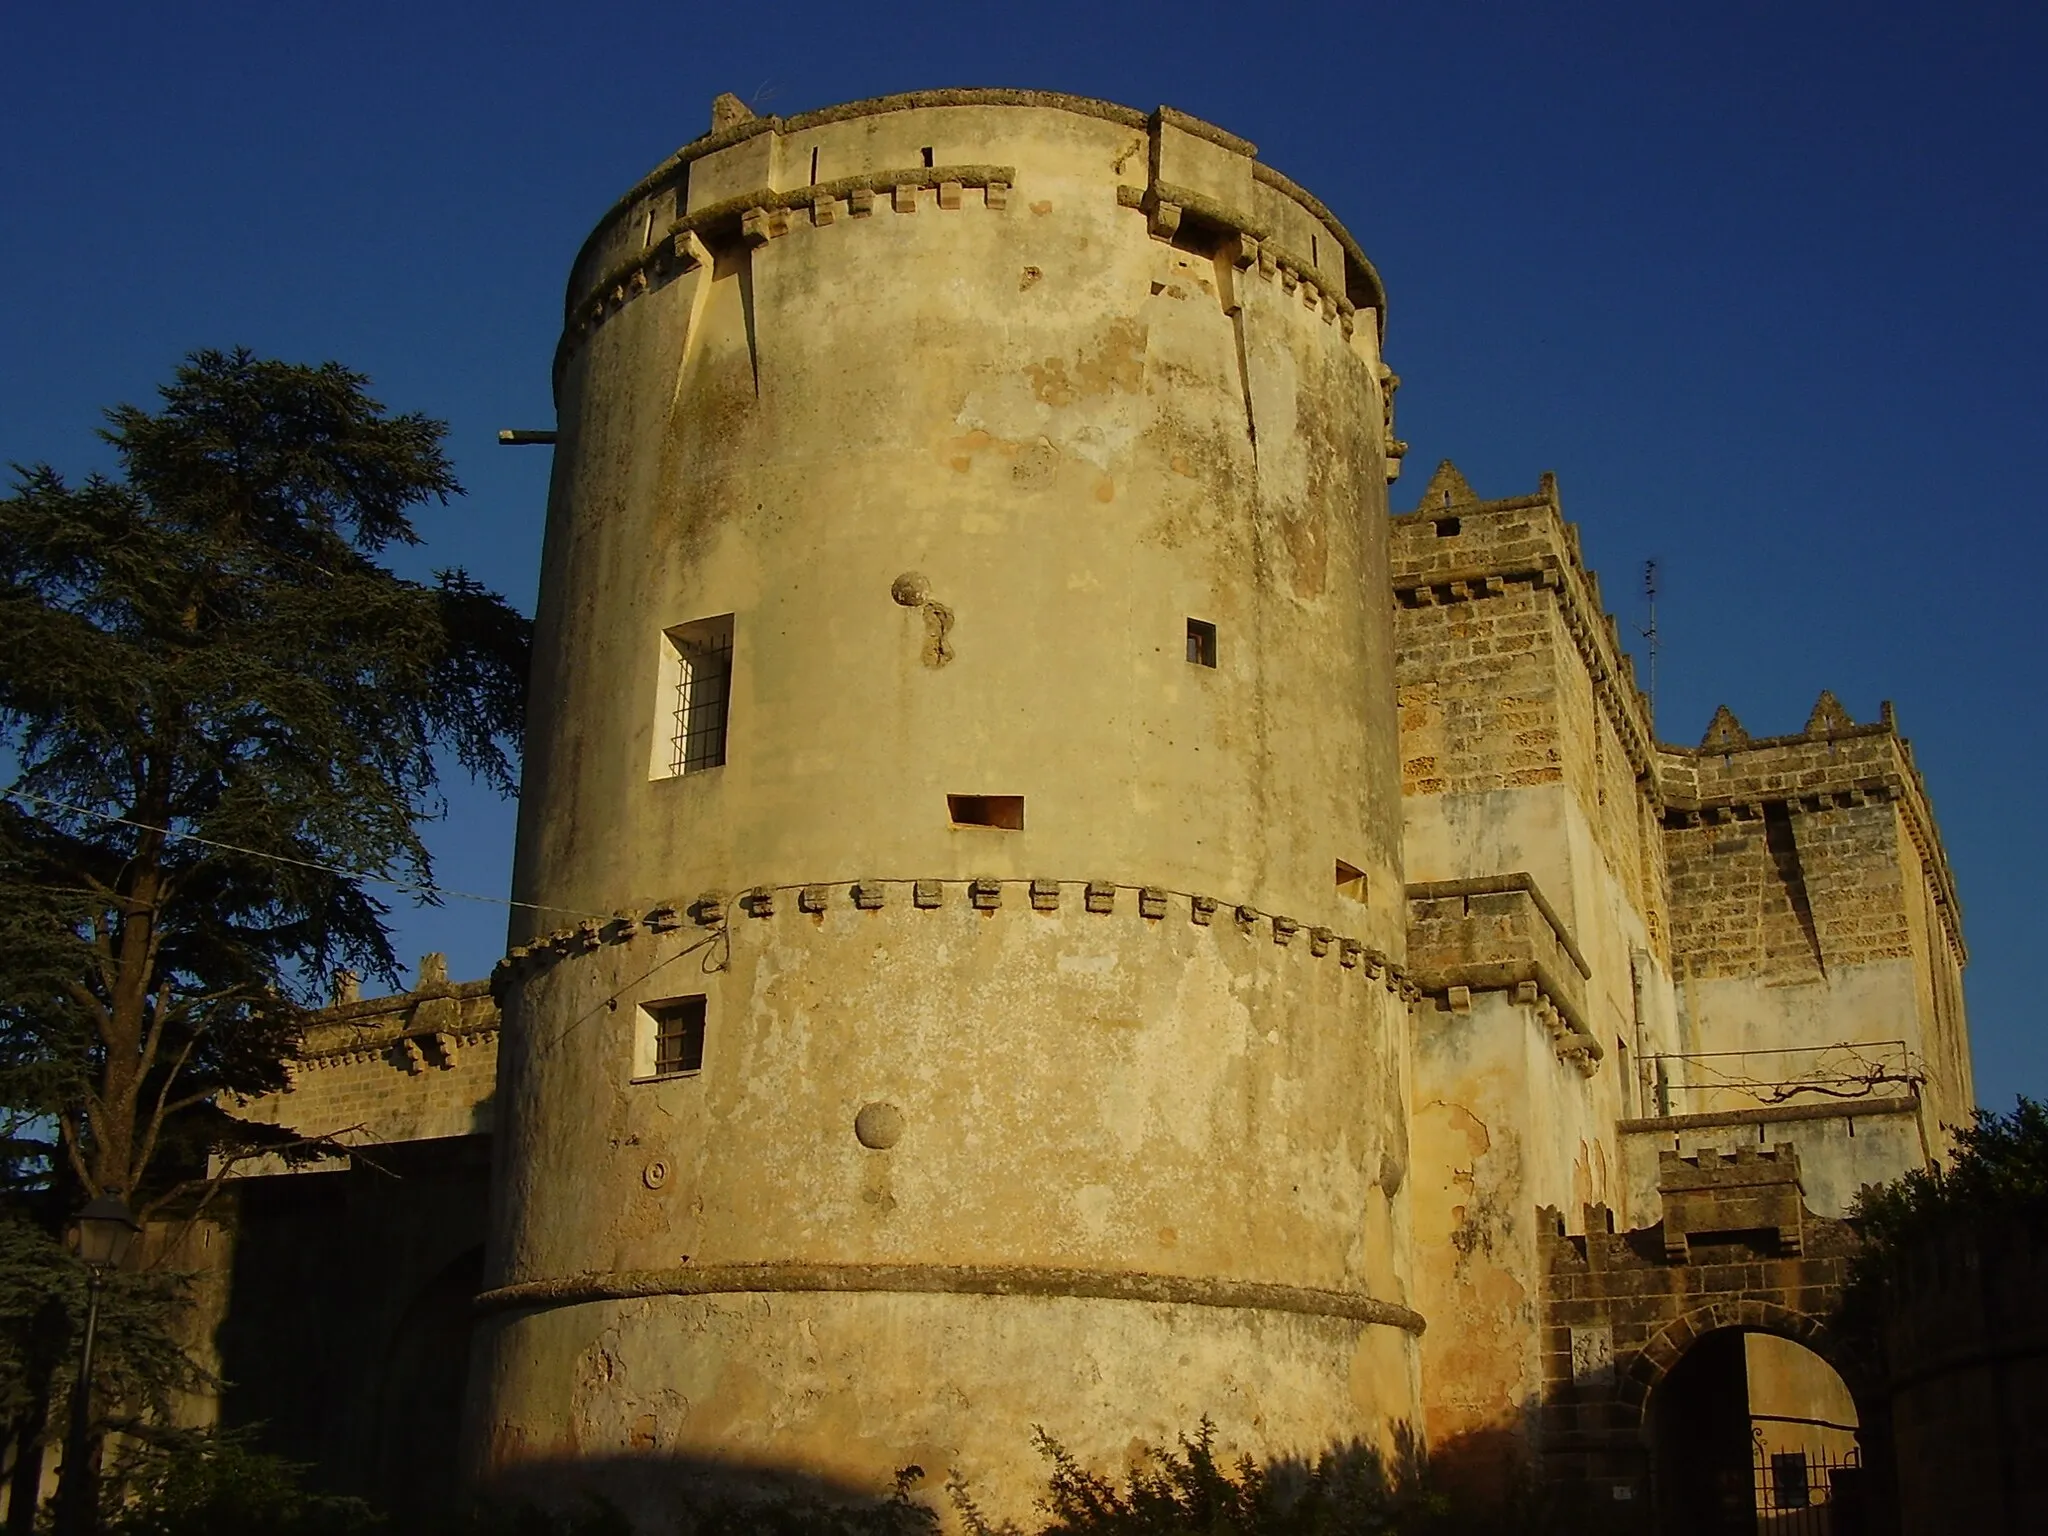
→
(1623, 1300, 1862, 1420)
(370, 1246, 484, 1512)
(1639, 1316, 1875, 1536)
(1532, 1144, 1892, 1522)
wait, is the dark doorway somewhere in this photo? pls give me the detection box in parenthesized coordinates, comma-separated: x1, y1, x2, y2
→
(1653, 1328, 1868, 1536)
(371, 1246, 483, 1513)
(1653, 1329, 1755, 1535)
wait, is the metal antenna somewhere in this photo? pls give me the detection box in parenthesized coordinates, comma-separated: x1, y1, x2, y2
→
(1638, 559, 1660, 723)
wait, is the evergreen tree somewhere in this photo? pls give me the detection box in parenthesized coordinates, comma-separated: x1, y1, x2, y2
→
(0, 349, 529, 1520)
(0, 347, 529, 1209)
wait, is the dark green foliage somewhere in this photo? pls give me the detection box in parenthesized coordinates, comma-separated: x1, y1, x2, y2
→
(0, 347, 530, 1210)
(0, 1212, 207, 1429)
(953, 1422, 1443, 1536)
(694, 1466, 942, 1535)
(1851, 1097, 2048, 1254)
(105, 1432, 380, 1536)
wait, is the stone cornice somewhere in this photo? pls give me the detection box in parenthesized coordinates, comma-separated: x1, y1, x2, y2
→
(1617, 1093, 1919, 1136)
(1655, 725, 1965, 965)
(1404, 873, 1603, 1072)
(496, 878, 1418, 1002)
(557, 164, 1016, 382)
(561, 91, 1386, 387)
(473, 1259, 1426, 1334)
(1392, 549, 1659, 793)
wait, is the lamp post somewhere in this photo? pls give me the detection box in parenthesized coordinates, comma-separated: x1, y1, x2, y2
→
(54, 1194, 139, 1536)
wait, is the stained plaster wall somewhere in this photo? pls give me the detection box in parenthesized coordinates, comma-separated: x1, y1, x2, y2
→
(1617, 1101, 1926, 1221)
(480, 92, 1419, 1527)
(1658, 720, 1972, 1150)
(1391, 466, 1671, 1482)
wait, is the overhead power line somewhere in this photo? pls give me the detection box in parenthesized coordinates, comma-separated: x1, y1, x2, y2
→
(1, 787, 604, 921)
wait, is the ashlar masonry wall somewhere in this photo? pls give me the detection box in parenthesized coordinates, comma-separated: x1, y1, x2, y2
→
(1393, 462, 1676, 1493)
(229, 955, 500, 1159)
(1656, 700, 1971, 1144)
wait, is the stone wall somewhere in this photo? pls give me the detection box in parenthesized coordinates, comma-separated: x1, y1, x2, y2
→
(1885, 1223, 2048, 1536)
(229, 956, 499, 1163)
(1656, 700, 1972, 1141)
(1535, 1147, 1884, 1521)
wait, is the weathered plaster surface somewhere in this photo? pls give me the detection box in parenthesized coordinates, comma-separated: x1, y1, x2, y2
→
(479, 92, 1414, 1525)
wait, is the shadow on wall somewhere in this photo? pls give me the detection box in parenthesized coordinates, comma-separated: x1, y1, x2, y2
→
(1422, 1420, 1651, 1536)
(469, 1424, 1474, 1536)
(215, 1140, 491, 1512)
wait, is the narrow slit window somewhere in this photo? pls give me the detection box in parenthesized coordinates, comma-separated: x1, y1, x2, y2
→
(1335, 860, 1368, 902)
(659, 615, 734, 776)
(809, 146, 820, 184)
(949, 794, 1024, 830)
(641, 994, 707, 1078)
(1186, 618, 1218, 667)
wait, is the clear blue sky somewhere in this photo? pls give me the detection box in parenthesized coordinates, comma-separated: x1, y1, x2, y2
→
(4, 2, 2042, 1109)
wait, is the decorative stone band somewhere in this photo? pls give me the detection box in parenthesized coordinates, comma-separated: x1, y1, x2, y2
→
(286, 978, 500, 1072)
(1113, 184, 1359, 340)
(472, 1259, 1426, 1334)
(1392, 548, 1657, 787)
(558, 164, 1016, 379)
(1616, 1093, 1919, 1136)
(495, 877, 1417, 1002)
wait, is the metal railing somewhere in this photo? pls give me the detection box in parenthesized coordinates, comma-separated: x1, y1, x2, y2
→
(1639, 1040, 1920, 1120)
(1752, 1427, 1868, 1534)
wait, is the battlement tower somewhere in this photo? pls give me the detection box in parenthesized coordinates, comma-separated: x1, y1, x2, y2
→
(473, 90, 1418, 1523)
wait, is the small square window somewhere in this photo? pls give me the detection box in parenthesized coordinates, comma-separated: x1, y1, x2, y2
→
(1335, 860, 1368, 902)
(1186, 618, 1217, 668)
(639, 995, 706, 1078)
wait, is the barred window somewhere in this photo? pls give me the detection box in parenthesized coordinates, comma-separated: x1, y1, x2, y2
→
(639, 995, 706, 1078)
(653, 615, 734, 778)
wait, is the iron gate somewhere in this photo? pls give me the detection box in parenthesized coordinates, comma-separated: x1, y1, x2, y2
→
(1751, 1428, 1868, 1534)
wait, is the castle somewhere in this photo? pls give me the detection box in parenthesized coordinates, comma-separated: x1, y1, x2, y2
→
(191, 91, 1970, 1531)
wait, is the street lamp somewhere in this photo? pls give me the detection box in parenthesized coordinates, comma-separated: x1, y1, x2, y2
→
(55, 1193, 139, 1536)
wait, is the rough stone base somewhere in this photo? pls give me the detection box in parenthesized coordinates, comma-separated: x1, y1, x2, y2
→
(470, 1289, 1422, 1530)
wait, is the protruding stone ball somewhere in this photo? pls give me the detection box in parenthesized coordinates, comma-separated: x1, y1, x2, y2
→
(854, 1101, 905, 1149)
(1378, 1148, 1407, 1198)
(890, 572, 930, 607)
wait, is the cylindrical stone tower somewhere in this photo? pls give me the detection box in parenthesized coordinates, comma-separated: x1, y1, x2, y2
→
(473, 89, 1419, 1525)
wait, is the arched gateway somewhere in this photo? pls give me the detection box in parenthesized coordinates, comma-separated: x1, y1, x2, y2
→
(1536, 1145, 1892, 1528)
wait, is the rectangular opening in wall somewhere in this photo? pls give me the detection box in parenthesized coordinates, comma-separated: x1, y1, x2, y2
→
(1185, 618, 1217, 667)
(920, 146, 935, 168)
(655, 614, 734, 777)
(639, 994, 706, 1079)
(1433, 516, 1461, 537)
(949, 794, 1024, 830)
(1769, 1453, 1810, 1510)
(1335, 860, 1368, 902)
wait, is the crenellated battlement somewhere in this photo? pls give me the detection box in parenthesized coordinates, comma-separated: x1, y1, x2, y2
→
(228, 954, 500, 1166)
(1657, 694, 1964, 965)
(553, 89, 1391, 404)
(1391, 460, 1657, 788)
